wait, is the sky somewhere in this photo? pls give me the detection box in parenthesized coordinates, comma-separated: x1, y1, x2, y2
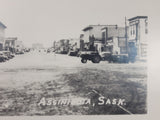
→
(0, 0, 158, 47)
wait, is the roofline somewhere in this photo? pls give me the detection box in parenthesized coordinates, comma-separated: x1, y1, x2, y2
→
(5, 37, 18, 39)
(82, 26, 93, 31)
(5, 37, 18, 42)
(128, 16, 148, 21)
(83, 25, 119, 31)
(0, 21, 7, 28)
(101, 25, 119, 30)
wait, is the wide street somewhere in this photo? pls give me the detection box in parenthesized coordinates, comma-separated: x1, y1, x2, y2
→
(0, 51, 147, 115)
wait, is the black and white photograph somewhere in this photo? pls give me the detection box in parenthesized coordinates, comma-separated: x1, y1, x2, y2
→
(0, 0, 159, 119)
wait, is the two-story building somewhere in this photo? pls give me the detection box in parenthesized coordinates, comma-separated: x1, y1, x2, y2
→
(101, 25, 127, 54)
(128, 16, 148, 60)
(81, 24, 127, 54)
(0, 21, 7, 51)
(82, 25, 117, 52)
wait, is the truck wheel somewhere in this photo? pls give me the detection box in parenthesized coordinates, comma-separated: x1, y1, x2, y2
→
(81, 58, 87, 63)
(92, 56, 101, 63)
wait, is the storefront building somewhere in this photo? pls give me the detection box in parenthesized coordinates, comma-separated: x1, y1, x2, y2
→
(5, 37, 17, 53)
(82, 25, 117, 52)
(101, 25, 127, 54)
(0, 21, 6, 51)
(128, 16, 148, 60)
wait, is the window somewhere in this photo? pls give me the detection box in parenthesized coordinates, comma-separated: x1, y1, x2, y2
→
(102, 32, 106, 44)
(132, 25, 135, 35)
(102, 32, 105, 40)
(130, 25, 134, 36)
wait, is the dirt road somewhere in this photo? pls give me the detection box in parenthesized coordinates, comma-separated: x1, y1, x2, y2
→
(0, 51, 147, 115)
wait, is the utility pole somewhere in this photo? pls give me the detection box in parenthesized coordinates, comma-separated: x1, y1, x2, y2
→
(125, 17, 128, 54)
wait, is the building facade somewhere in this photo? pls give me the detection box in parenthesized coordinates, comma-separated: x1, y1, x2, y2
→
(81, 25, 118, 52)
(128, 16, 148, 60)
(0, 21, 7, 51)
(53, 39, 70, 54)
(69, 38, 80, 51)
(82, 25, 110, 43)
(101, 25, 127, 54)
(15, 40, 24, 52)
(5, 37, 17, 53)
(80, 34, 84, 51)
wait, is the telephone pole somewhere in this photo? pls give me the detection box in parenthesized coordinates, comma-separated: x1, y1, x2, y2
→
(125, 17, 128, 54)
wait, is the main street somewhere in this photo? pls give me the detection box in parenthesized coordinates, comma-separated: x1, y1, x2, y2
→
(0, 51, 147, 115)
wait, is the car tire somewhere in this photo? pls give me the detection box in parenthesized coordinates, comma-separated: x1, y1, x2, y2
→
(92, 56, 101, 63)
(81, 58, 87, 63)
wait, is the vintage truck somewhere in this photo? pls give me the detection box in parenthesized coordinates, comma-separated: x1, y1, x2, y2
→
(80, 51, 101, 63)
(79, 51, 129, 63)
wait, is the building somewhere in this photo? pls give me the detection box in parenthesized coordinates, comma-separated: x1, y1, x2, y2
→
(15, 40, 24, 52)
(101, 25, 127, 54)
(4, 37, 17, 53)
(82, 25, 117, 43)
(0, 21, 7, 51)
(53, 39, 70, 54)
(81, 24, 127, 54)
(80, 34, 84, 51)
(59, 39, 69, 54)
(69, 38, 80, 51)
(128, 16, 148, 60)
(81, 25, 118, 51)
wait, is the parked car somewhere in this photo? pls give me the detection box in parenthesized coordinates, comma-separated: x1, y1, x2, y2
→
(0, 52, 8, 62)
(80, 51, 102, 63)
(80, 50, 129, 64)
(16, 51, 24, 55)
(99, 51, 112, 61)
(68, 49, 79, 56)
(10, 53, 15, 58)
(3, 51, 14, 59)
(47, 49, 51, 53)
